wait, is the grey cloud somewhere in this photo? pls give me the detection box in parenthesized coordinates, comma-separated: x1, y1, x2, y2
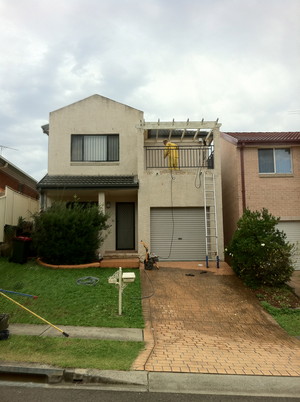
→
(0, 0, 299, 180)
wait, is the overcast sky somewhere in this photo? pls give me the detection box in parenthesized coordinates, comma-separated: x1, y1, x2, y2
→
(0, 0, 299, 181)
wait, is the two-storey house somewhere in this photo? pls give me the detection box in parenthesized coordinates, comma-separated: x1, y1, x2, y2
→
(37, 95, 224, 265)
(221, 132, 300, 270)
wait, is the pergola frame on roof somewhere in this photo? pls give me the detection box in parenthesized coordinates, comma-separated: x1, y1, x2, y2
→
(138, 119, 221, 143)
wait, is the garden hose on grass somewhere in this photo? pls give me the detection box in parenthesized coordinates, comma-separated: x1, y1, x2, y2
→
(76, 276, 99, 286)
(0, 291, 69, 337)
(0, 288, 38, 299)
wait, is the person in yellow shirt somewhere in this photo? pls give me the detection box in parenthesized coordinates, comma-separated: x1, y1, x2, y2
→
(163, 140, 179, 170)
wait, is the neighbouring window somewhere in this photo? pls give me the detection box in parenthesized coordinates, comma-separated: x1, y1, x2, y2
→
(258, 148, 292, 174)
(71, 134, 119, 162)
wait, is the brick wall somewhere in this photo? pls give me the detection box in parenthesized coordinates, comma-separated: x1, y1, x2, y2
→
(243, 146, 300, 218)
(221, 137, 243, 246)
(221, 139, 300, 245)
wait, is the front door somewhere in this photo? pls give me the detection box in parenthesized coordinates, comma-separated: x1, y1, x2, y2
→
(116, 202, 135, 250)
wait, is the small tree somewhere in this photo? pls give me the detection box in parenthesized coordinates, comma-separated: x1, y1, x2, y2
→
(32, 202, 110, 265)
(226, 208, 295, 286)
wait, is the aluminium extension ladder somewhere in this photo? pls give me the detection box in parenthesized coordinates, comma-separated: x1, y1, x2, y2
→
(203, 171, 219, 268)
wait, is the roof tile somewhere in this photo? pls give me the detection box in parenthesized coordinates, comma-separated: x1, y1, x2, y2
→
(37, 175, 139, 189)
(222, 132, 300, 144)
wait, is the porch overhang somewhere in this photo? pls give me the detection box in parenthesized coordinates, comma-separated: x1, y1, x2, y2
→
(37, 175, 139, 190)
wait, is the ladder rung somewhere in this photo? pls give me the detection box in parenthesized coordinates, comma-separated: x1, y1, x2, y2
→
(204, 172, 218, 258)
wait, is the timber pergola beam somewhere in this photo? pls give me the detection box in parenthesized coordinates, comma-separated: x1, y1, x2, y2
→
(138, 118, 221, 142)
(138, 119, 221, 130)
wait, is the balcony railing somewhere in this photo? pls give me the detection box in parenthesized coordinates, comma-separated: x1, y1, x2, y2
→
(145, 145, 214, 169)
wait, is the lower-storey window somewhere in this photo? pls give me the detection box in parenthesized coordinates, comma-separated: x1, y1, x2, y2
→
(71, 134, 119, 162)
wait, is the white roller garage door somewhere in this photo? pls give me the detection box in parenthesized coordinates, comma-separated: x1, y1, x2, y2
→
(150, 207, 206, 261)
(277, 221, 300, 270)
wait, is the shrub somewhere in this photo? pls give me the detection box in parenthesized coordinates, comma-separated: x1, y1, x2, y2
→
(32, 202, 110, 265)
(226, 208, 295, 286)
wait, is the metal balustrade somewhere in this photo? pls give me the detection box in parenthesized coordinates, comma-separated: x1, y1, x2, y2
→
(144, 146, 214, 169)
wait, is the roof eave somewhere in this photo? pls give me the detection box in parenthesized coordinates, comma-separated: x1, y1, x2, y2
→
(220, 132, 239, 145)
(37, 184, 139, 190)
(41, 124, 49, 135)
(236, 140, 300, 147)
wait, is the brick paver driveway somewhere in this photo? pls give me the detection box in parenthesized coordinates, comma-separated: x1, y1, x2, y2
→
(133, 262, 300, 376)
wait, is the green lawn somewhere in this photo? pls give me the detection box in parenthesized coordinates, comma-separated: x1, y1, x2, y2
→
(251, 284, 300, 337)
(260, 302, 300, 336)
(0, 258, 145, 370)
(0, 258, 144, 328)
(0, 336, 144, 370)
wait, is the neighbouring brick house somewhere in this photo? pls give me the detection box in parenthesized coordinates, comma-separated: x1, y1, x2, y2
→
(37, 94, 224, 265)
(0, 156, 39, 242)
(221, 132, 300, 270)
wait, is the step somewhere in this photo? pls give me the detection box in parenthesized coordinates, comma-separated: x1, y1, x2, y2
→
(104, 251, 139, 259)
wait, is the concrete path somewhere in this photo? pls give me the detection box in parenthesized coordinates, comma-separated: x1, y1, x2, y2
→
(9, 324, 143, 342)
(132, 262, 300, 376)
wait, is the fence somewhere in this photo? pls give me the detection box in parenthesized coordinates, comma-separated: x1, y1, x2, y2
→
(0, 186, 39, 242)
(145, 145, 214, 169)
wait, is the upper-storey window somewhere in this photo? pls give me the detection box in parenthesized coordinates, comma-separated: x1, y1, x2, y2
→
(71, 134, 119, 162)
(258, 148, 292, 174)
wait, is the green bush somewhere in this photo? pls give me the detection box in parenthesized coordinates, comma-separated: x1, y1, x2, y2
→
(226, 208, 295, 286)
(32, 202, 109, 265)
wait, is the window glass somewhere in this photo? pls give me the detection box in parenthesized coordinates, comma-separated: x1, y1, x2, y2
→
(107, 135, 119, 161)
(275, 149, 291, 173)
(84, 135, 107, 161)
(258, 148, 292, 173)
(258, 149, 274, 173)
(71, 136, 83, 161)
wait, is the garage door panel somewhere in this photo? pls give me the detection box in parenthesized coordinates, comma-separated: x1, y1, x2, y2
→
(277, 222, 300, 271)
(151, 207, 205, 261)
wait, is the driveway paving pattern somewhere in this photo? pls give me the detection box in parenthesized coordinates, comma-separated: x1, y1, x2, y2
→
(132, 262, 300, 376)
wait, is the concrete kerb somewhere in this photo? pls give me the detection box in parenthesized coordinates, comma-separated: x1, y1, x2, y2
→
(1, 365, 300, 397)
(148, 372, 300, 397)
(0, 363, 64, 384)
